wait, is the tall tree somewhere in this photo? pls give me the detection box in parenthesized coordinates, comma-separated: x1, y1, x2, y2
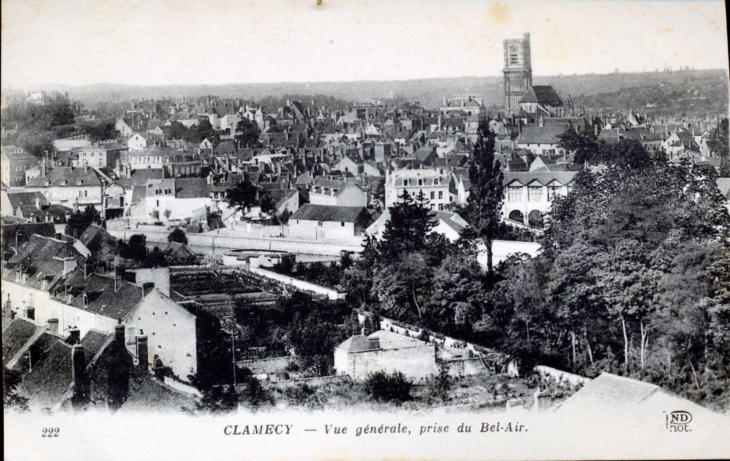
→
(707, 118, 730, 176)
(463, 124, 504, 275)
(65, 205, 102, 237)
(225, 181, 259, 213)
(557, 125, 598, 166)
(378, 190, 435, 261)
(235, 118, 262, 148)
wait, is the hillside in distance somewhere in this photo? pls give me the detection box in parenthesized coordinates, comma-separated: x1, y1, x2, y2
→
(26, 69, 729, 112)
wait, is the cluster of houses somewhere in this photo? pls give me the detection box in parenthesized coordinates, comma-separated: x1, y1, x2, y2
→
(2, 34, 729, 416)
(1, 229, 203, 412)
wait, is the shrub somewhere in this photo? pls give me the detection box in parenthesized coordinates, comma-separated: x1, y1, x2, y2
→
(364, 371, 413, 405)
(168, 227, 188, 244)
(425, 369, 452, 404)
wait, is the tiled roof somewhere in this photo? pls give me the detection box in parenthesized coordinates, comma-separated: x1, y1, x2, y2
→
(116, 169, 165, 187)
(4, 235, 82, 291)
(2, 318, 43, 367)
(519, 86, 563, 106)
(432, 211, 469, 234)
(0, 222, 56, 252)
(336, 335, 371, 352)
(78, 224, 109, 248)
(503, 171, 578, 186)
(175, 178, 209, 199)
(21, 329, 112, 409)
(25, 166, 102, 188)
(21, 340, 73, 406)
(290, 204, 367, 223)
(557, 372, 659, 412)
(127, 145, 178, 158)
(1, 146, 38, 163)
(118, 374, 196, 414)
(77, 282, 144, 320)
(518, 123, 570, 145)
(3, 191, 48, 210)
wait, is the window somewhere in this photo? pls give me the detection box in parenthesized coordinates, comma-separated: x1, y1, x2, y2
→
(438, 204, 444, 211)
(156, 200, 160, 207)
(508, 186, 523, 202)
(430, 191, 435, 200)
(438, 191, 443, 199)
(341, 222, 345, 227)
(547, 185, 562, 201)
(528, 186, 543, 202)
(418, 179, 423, 186)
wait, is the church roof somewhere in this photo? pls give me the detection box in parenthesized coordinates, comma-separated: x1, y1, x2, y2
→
(519, 86, 564, 106)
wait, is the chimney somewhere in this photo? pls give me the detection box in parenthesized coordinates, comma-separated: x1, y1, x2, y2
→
(47, 318, 59, 335)
(67, 327, 81, 345)
(4, 294, 11, 318)
(71, 344, 90, 409)
(142, 282, 155, 297)
(115, 321, 126, 346)
(136, 332, 149, 373)
(26, 306, 35, 321)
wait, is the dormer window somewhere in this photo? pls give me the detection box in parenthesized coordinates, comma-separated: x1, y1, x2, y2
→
(61, 180, 67, 186)
(77, 179, 84, 185)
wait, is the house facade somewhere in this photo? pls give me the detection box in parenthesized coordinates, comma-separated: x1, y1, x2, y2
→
(309, 178, 368, 207)
(24, 166, 104, 208)
(502, 171, 577, 225)
(385, 168, 452, 210)
(2, 146, 40, 187)
(288, 204, 373, 240)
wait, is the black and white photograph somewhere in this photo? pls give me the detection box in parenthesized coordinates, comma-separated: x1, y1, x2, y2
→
(2, 0, 729, 459)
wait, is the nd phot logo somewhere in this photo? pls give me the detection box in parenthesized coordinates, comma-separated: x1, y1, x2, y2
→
(665, 411, 692, 432)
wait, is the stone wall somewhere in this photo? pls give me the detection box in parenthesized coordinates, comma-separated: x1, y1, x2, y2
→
(249, 267, 346, 300)
(337, 344, 439, 381)
(109, 229, 364, 256)
(441, 358, 487, 377)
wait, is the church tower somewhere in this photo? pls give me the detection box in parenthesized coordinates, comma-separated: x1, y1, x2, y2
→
(503, 33, 533, 115)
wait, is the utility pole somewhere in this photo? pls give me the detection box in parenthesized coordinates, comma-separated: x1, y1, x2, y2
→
(226, 296, 237, 389)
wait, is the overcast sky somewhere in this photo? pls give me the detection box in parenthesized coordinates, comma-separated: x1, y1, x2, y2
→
(1, 0, 727, 89)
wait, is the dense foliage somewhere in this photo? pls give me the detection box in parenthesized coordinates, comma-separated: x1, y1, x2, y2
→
(364, 371, 413, 404)
(65, 205, 103, 238)
(167, 228, 188, 245)
(1, 94, 77, 156)
(234, 118, 261, 148)
(481, 158, 730, 411)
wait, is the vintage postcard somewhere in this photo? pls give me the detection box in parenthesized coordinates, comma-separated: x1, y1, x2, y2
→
(2, 0, 729, 460)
